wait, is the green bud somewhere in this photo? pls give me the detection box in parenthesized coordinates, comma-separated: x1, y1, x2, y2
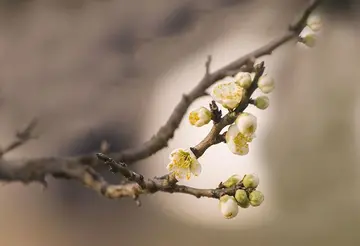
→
(249, 190, 264, 207)
(242, 173, 259, 189)
(254, 96, 270, 110)
(222, 174, 242, 188)
(234, 189, 250, 208)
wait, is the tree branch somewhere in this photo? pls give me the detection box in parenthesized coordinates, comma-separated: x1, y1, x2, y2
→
(0, 153, 245, 203)
(0, 118, 38, 158)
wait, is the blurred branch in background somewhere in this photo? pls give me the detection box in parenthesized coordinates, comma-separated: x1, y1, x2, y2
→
(0, 118, 38, 158)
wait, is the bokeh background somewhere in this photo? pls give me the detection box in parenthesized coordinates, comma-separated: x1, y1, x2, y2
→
(0, 0, 360, 245)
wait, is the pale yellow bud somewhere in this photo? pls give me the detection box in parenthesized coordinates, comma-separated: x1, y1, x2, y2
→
(249, 190, 264, 207)
(235, 72, 252, 89)
(222, 174, 242, 188)
(254, 96, 270, 110)
(235, 189, 250, 208)
(307, 15, 322, 32)
(242, 173, 259, 189)
(258, 74, 275, 94)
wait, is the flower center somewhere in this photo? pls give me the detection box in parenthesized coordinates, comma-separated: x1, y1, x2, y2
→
(174, 150, 192, 169)
(189, 112, 200, 124)
(233, 132, 252, 146)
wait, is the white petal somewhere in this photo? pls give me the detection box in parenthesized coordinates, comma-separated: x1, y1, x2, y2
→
(190, 162, 202, 176)
(169, 148, 185, 160)
(226, 124, 240, 138)
(219, 195, 239, 219)
(235, 112, 257, 136)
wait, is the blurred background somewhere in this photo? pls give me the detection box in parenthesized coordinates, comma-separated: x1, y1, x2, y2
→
(0, 0, 360, 245)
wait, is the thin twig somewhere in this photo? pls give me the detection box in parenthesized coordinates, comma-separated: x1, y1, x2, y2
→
(0, 118, 38, 158)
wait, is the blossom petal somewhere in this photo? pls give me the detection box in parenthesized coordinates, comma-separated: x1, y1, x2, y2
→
(190, 162, 202, 176)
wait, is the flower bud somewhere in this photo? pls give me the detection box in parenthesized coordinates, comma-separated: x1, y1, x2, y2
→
(211, 77, 244, 110)
(258, 74, 275, 94)
(235, 189, 250, 208)
(219, 195, 239, 219)
(222, 174, 241, 188)
(249, 190, 264, 207)
(307, 15, 322, 32)
(242, 173, 259, 189)
(188, 107, 212, 127)
(254, 96, 269, 110)
(235, 112, 257, 137)
(235, 72, 252, 89)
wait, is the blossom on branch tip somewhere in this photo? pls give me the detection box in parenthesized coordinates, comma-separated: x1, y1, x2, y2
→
(235, 112, 257, 137)
(211, 77, 244, 110)
(300, 33, 317, 48)
(235, 189, 250, 208)
(249, 190, 264, 207)
(225, 125, 251, 155)
(188, 107, 212, 127)
(242, 173, 259, 189)
(258, 74, 275, 94)
(166, 148, 201, 180)
(219, 195, 239, 219)
(235, 72, 252, 89)
(307, 15, 322, 32)
(254, 95, 270, 110)
(222, 174, 242, 188)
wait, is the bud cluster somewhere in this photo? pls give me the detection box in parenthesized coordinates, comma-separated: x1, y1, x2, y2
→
(219, 174, 264, 219)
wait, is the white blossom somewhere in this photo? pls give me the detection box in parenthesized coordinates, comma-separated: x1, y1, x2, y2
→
(166, 148, 201, 180)
(188, 107, 212, 127)
(235, 112, 257, 137)
(211, 77, 244, 110)
(225, 125, 251, 155)
(299, 27, 317, 48)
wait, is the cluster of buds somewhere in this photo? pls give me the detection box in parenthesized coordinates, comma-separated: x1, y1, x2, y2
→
(219, 174, 264, 219)
(299, 15, 322, 48)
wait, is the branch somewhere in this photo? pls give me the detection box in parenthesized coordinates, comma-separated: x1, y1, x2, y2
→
(0, 153, 245, 204)
(0, 118, 38, 158)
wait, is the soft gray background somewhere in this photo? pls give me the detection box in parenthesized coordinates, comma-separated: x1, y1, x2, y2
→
(0, 0, 360, 245)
